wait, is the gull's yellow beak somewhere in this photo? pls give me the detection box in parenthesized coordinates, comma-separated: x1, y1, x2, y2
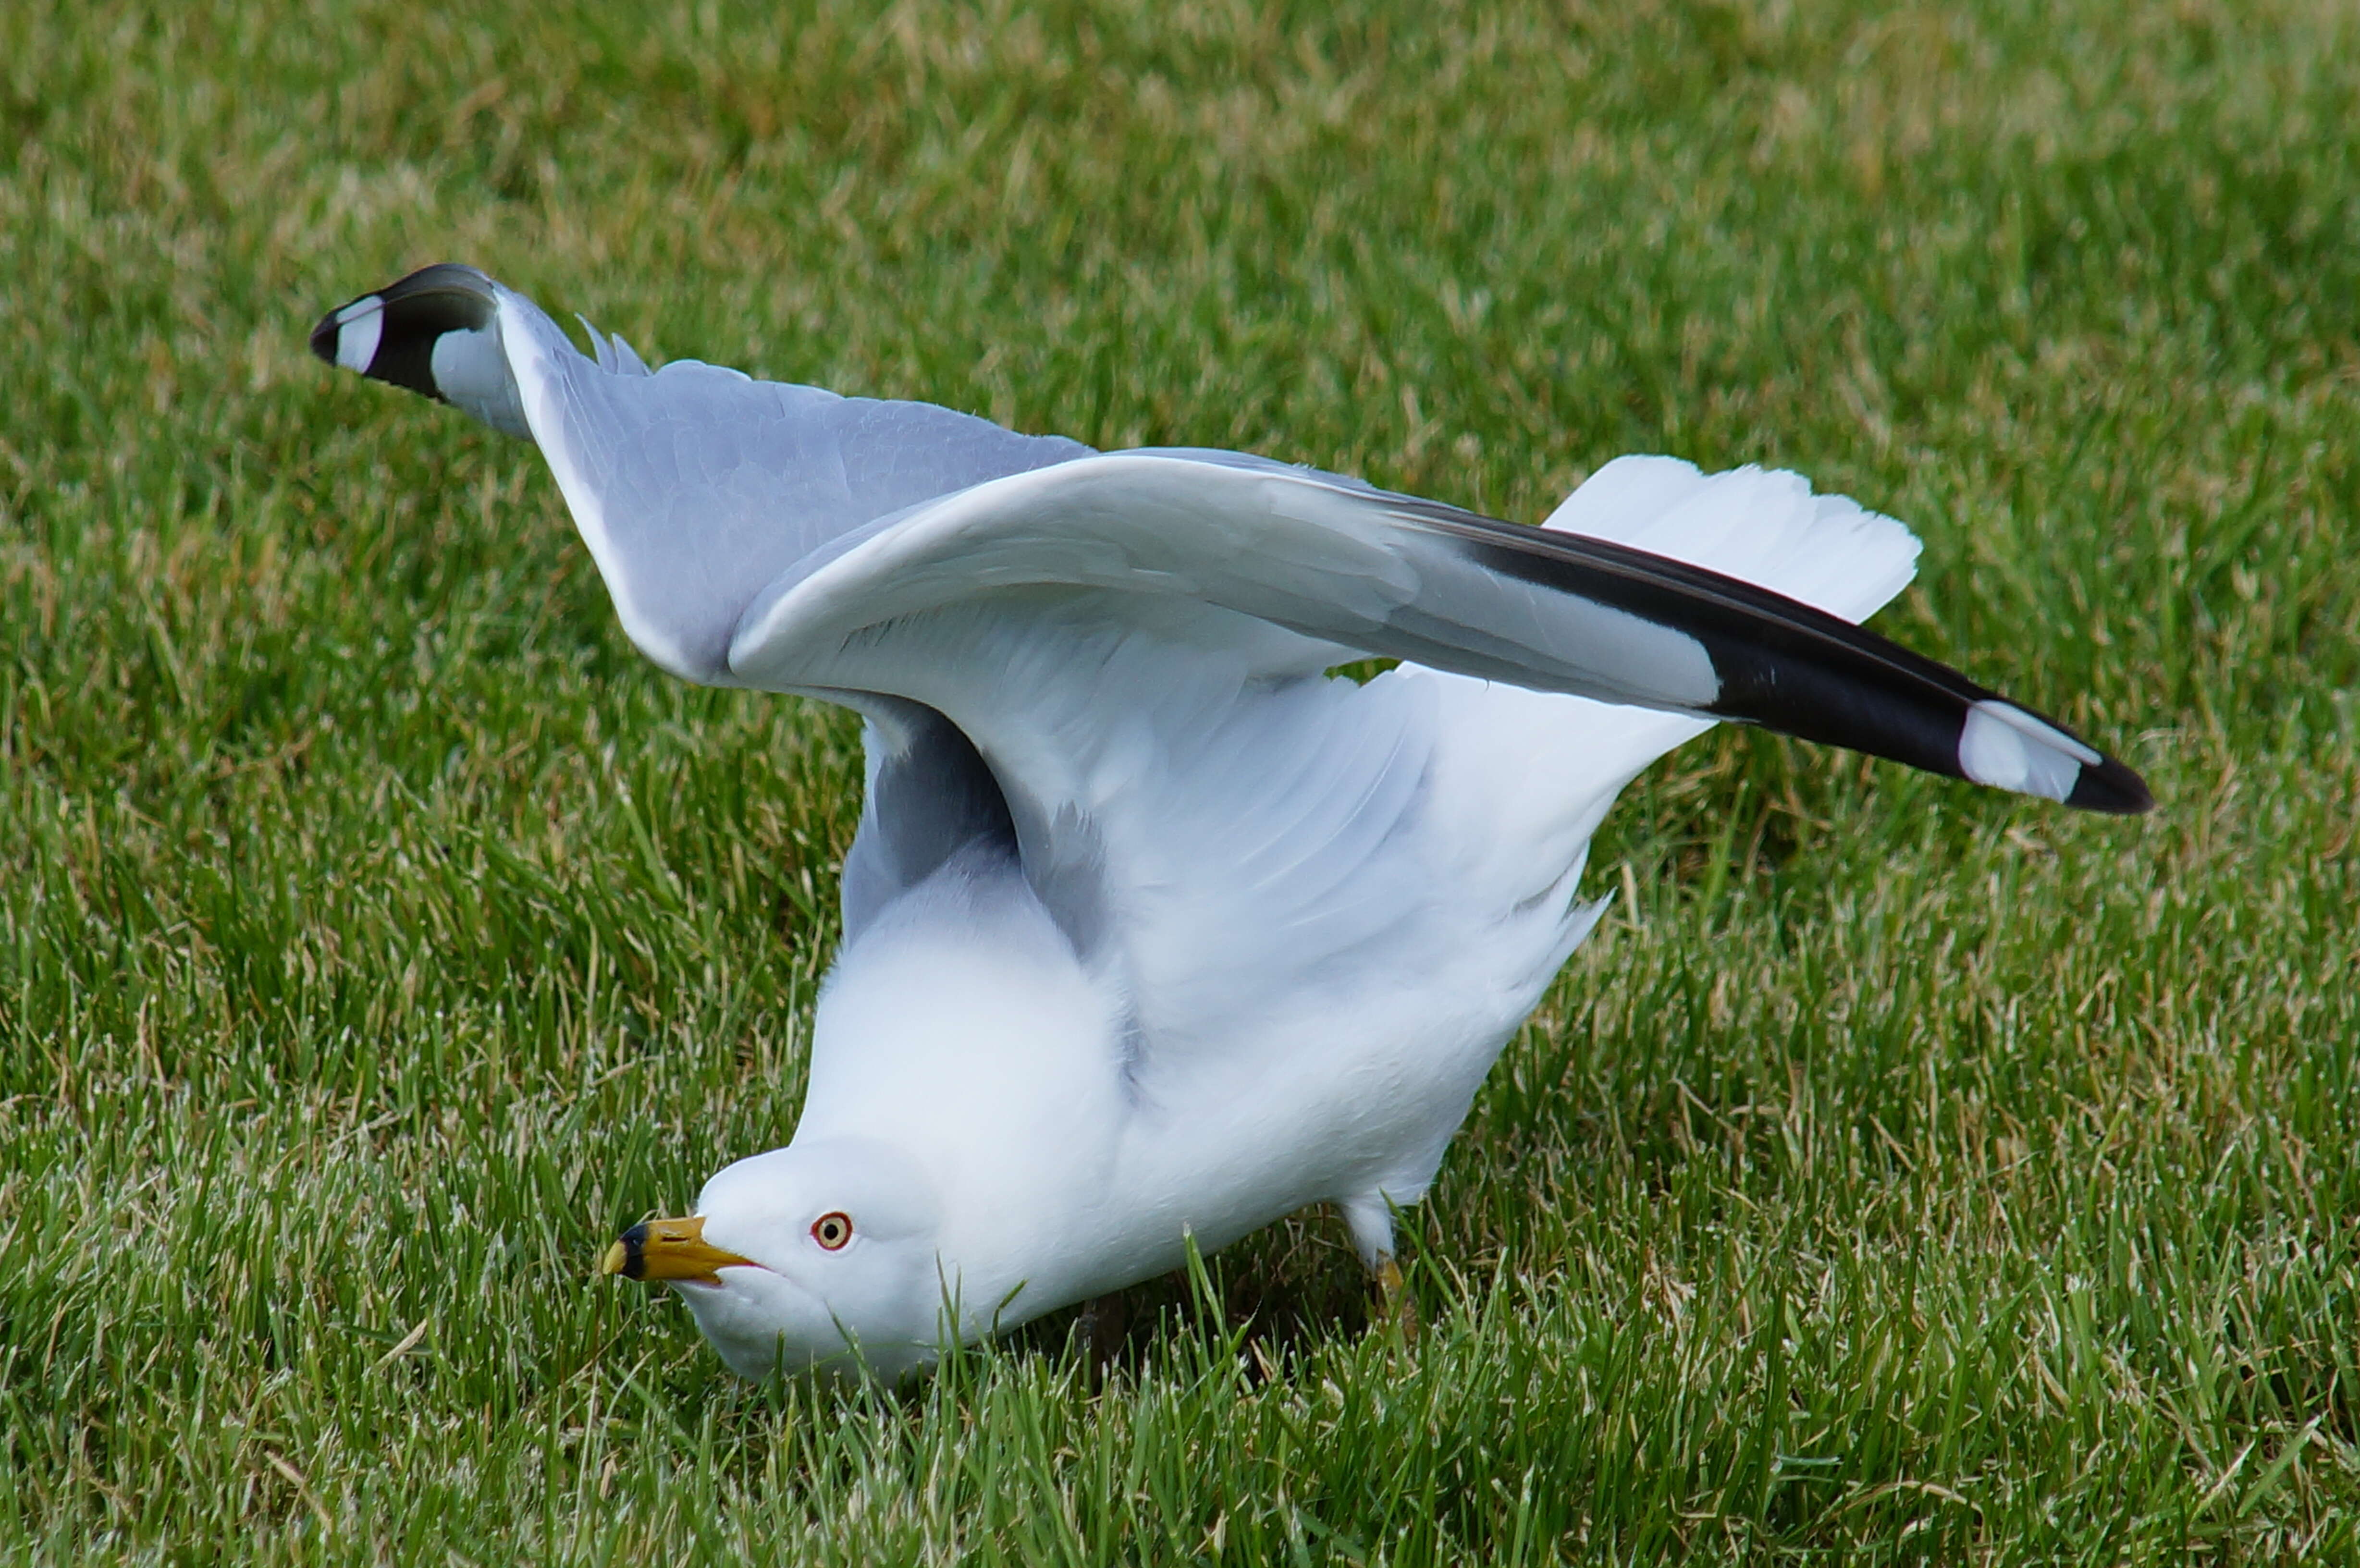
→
(599, 1216, 757, 1286)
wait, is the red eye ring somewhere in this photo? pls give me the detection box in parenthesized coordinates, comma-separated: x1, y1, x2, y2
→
(811, 1212, 853, 1251)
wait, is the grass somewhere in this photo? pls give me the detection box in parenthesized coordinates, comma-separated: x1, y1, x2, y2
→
(3, 0, 2358, 1559)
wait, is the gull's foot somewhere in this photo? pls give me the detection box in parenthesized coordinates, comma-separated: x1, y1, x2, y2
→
(1374, 1255, 1420, 1345)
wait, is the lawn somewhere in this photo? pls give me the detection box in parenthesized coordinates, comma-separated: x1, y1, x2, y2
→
(3, 0, 2357, 1560)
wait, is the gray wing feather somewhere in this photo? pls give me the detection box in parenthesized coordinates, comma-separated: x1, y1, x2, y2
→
(726, 451, 2151, 814)
(499, 291, 1091, 683)
(835, 695, 1024, 942)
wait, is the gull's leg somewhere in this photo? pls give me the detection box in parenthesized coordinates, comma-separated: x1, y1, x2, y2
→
(1373, 1256, 1420, 1343)
(1075, 1291, 1129, 1389)
(1341, 1193, 1419, 1343)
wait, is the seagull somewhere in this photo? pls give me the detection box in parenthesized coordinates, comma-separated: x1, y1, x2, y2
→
(312, 264, 2149, 1381)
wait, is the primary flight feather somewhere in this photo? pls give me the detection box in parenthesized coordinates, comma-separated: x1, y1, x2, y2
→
(314, 263, 2148, 1380)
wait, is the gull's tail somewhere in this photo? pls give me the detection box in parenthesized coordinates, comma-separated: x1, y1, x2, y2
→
(1542, 455, 1922, 647)
(1416, 456, 1960, 920)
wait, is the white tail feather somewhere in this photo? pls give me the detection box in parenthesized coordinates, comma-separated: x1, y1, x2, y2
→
(1416, 457, 1922, 926)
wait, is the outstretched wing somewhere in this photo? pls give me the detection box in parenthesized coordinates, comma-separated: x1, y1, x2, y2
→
(311, 263, 1091, 683)
(726, 448, 2149, 814)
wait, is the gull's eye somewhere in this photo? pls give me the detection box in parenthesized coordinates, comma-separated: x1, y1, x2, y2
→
(811, 1212, 853, 1251)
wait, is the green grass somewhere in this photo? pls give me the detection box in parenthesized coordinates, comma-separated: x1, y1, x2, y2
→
(4, 0, 2358, 1559)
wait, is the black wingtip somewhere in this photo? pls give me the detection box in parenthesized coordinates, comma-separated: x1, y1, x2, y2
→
(2065, 754, 2155, 815)
(308, 263, 497, 399)
(307, 308, 343, 366)
(1419, 513, 2158, 820)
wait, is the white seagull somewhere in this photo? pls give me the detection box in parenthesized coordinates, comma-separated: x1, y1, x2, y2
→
(313, 264, 2149, 1381)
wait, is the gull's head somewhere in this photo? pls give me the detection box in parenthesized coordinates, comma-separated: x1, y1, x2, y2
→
(601, 1136, 945, 1382)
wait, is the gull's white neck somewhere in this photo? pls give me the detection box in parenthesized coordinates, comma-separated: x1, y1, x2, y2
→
(792, 849, 1141, 1323)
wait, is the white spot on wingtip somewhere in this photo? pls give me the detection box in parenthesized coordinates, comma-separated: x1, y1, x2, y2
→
(333, 300, 383, 372)
(1958, 699, 2092, 801)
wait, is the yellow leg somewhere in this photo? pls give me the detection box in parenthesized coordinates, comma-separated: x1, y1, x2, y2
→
(1375, 1255, 1420, 1345)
